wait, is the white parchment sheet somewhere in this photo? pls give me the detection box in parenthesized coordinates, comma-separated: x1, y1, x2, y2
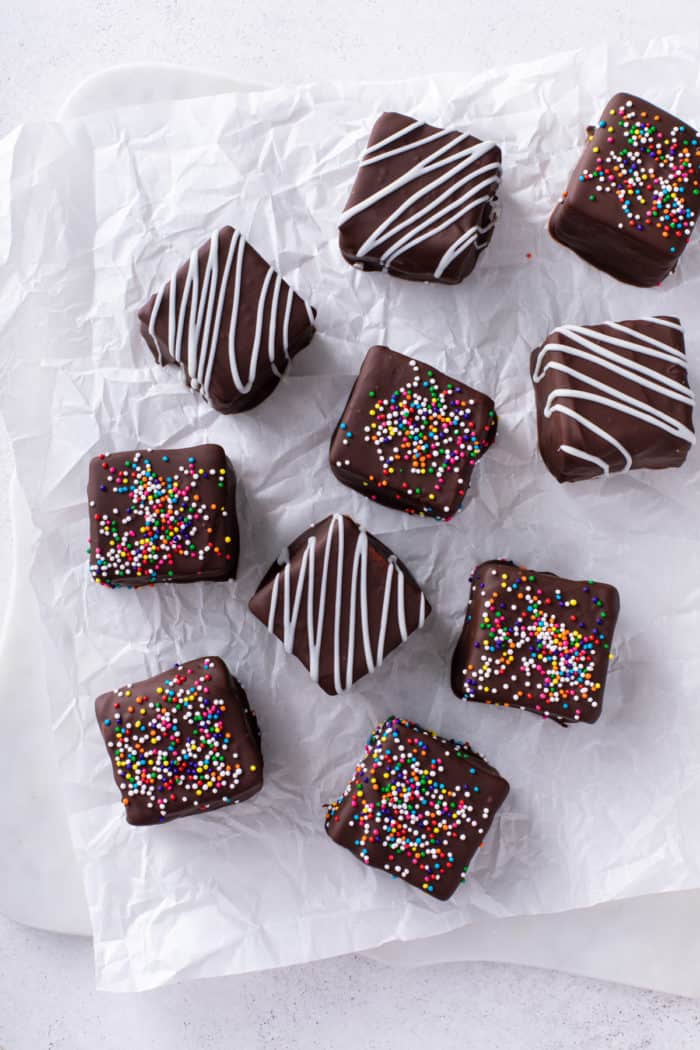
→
(2, 39, 700, 992)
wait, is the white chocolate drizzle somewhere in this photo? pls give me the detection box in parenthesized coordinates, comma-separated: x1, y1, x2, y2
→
(265, 514, 427, 693)
(339, 118, 501, 278)
(147, 230, 314, 400)
(532, 317, 695, 475)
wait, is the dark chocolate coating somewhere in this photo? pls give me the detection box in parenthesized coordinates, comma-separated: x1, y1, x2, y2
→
(138, 226, 316, 413)
(329, 345, 497, 519)
(339, 112, 501, 284)
(325, 716, 509, 900)
(87, 444, 238, 587)
(95, 656, 263, 825)
(248, 514, 430, 695)
(451, 560, 620, 726)
(549, 93, 700, 286)
(530, 316, 695, 483)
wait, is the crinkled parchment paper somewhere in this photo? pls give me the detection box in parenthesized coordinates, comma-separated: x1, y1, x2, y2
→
(2, 38, 700, 991)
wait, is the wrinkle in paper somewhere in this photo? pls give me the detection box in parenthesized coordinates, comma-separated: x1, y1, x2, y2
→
(1, 40, 700, 991)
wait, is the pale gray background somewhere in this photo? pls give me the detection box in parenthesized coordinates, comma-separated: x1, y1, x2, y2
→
(1, 1, 700, 1047)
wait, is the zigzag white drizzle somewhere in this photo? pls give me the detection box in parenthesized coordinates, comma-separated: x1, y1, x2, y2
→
(339, 118, 501, 278)
(147, 230, 314, 400)
(266, 514, 427, 693)
(532, 317, 696, 475)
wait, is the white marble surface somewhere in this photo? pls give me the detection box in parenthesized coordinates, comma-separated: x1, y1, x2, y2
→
(2, 0, 700, 1044)
(3, 0, 690, 137)
(2, 913, 700, 1049)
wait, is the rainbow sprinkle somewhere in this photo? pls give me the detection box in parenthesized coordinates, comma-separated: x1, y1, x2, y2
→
(580, 98, 700, 253)
(103, 659, 244, 820)
(326, 717, 506, 897)
(337, 358, 496, 519)
(461, 565, 615, 721)
(88, 451, 233, 586)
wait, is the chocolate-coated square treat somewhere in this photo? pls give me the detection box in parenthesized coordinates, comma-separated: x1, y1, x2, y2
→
(88, 444, 238, 587)
(325, 716, 509, 900)
(138, 226, 316, 413)
(248, 513, 430, 695)
(95, 656, 263, 825)
(531, 315, 695, 482)
(330, 345, 497, 519)
(452, 561, 620, 725)
(549, 93, 700, 286)
(339, 112, 502, 284)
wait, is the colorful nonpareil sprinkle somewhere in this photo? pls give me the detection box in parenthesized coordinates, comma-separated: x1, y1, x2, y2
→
(459, 563, 617, 722)
(325, 717, 508, 899)
(104, 659, 244, 820)
(336, 358, 496, 519)
(88, 450, 233, 586)
(579, 98, 700, 253)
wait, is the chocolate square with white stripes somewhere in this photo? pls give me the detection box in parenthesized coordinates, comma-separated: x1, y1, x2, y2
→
(338, 112, 502, 284)
(530, 316, 695, 483)
(248, 514, 430, 695)
(138, 226, 316, 414)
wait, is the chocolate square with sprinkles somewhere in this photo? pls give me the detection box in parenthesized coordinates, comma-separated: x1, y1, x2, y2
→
(325, 716, 509, 900)
(329, 345, 497, 519)
(138, 226, 316, 413)
(338, 112, 502, 284)
(87, 443, 238, 587)
(549, 93, 700, 286)
(248, 513, 430, 695)
(530, 315, 695, 483)
(95, 656, 263, 825)
(451, 561, 620, 725)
